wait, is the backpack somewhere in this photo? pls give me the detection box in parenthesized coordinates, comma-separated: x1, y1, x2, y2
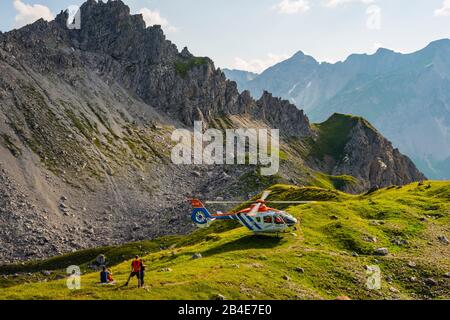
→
(131, 259, 141, 272)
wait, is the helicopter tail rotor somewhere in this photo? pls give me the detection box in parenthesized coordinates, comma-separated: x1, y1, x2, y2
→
(189, 199, 214, 228)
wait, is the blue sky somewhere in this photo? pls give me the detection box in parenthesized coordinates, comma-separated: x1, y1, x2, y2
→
(1, 0, 450, 72)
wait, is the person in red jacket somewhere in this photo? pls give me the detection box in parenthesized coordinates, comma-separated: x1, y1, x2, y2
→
(124, 255, 142, 287)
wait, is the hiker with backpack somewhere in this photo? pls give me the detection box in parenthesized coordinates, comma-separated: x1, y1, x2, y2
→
(125, 255, 142, 287)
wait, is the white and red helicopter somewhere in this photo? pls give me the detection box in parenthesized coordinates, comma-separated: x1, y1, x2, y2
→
(190, 191, 316, 234)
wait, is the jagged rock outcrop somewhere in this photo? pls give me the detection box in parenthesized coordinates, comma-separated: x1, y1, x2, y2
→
(255, 91, 311, 137)
(308, 114, 425, 192)
(339, 119, 425, 189)
(51, 1, 312, 137)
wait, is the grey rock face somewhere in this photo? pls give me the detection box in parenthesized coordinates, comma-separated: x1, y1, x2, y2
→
(375, 248, 389, 256)
(255, 91, 312, 137)
(307, 114, 425, 192)
(336, 119, 425, 190)
(51, 1, 312, 137)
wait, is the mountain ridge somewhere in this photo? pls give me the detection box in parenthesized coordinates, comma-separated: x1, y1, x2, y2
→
(225, 40, 450, 179)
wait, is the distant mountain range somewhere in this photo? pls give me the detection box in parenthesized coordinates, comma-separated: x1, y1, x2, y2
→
(224, 40, 450, 179)
(221, 69, 258, 90)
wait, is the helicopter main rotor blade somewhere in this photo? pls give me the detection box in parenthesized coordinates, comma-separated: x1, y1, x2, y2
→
(260, 190, 271, 201)
(247, 203, 261, 217)
(266, 201, 318, 204)
(205, 201, 244, 204)
(204, 200, 318, 204)
(205, 190, 271, 205)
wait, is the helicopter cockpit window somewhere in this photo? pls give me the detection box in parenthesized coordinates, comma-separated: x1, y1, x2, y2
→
(274, 216, 284, 224)
(263, 216, 272, 224)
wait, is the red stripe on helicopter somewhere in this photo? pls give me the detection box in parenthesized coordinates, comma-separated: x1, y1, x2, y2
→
(190, 199, 205, 208)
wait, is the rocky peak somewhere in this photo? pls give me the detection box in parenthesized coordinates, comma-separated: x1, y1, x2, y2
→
(374, 47, 397, 56)
(180, 47, 194, 59)
(60, 0, 177, 63)
(344, 117, 425, 187)
(254, 91, 312, 137)
(290, 50, 318, 64)
(0, 0, 313, 138)
(310, 113, 426, 191)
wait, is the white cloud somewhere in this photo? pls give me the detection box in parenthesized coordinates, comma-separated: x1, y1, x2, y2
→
(435, 0, 450, 16)
(366, 5, 381, 30)
(138, 8, 177, 33)
(325, 0, 374, 8)
(13, 0, 54, 29)
(232, 53, 290, 73)
(275, 0, 310, 14)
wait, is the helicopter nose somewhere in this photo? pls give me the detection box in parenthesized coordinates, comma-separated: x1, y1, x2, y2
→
(284, 216, 298, 226)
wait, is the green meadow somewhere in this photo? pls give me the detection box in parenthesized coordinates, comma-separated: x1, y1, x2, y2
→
(0, 181, 449, 300)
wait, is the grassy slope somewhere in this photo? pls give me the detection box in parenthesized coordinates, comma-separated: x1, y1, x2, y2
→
(0, 181, 449, 300)
(309, 113, 364, 161)
(305, 113, 373, 191)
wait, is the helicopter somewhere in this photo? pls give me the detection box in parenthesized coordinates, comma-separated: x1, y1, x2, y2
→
(189, 190, 316, 234)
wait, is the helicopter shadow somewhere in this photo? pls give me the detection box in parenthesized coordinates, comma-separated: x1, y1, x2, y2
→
(201, 234, 286, 257)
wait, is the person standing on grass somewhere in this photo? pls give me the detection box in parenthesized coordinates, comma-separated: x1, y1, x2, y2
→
(139, 258, 146, 288)
(124, 255, 142, 287)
